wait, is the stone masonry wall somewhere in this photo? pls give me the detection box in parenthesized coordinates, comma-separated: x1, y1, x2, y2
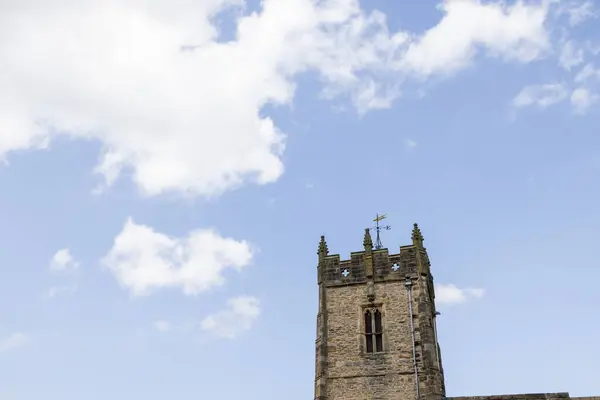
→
(325, 280, 420, 400)
(316, 231, 598, 400)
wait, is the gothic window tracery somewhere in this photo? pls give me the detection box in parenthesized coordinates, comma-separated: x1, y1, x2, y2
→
(364, 308, 384, 353)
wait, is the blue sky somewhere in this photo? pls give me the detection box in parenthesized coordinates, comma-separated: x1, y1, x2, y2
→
(1, 0, 599, 399)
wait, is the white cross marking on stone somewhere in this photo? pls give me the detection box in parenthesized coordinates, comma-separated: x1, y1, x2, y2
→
(342, 269, 350, 277)
(392, 263, 400, 271)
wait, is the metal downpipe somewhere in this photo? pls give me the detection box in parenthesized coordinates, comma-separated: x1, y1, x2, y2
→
(405, 278, 420, 400)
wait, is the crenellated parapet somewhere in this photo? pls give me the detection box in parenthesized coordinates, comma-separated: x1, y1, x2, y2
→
(319, 245, 422, 287)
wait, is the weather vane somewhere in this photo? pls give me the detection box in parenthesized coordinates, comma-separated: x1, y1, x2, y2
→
(371, 213, 391, 250)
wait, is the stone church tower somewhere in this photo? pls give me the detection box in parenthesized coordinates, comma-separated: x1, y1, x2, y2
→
(314, 224, 445, 400)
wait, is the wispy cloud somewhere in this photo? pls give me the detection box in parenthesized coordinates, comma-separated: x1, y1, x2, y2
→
(512, 83, 569, 109)
(47, 248, 80, 298)
(556, 0, 598, 26)
(575, 63, 600, 83)
(152, 296, 262, 340)
(558, 40, 584, 71)
(46, 284, 79, 298)
(49, 248, 79, 273)
(571, 87, 598, 114)
(152, 320, 196, 334)
(435, 284, 485, 306)
(0, 333, 30, 353)
(200, 296, 261, 340)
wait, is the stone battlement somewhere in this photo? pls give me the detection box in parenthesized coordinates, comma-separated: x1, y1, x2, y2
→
(320, 245, 421, 287)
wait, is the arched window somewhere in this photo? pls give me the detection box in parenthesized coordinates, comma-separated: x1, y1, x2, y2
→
(364, 309, 383, 353)
(374, 310, 383, 352)
(364, 310, 373, 353)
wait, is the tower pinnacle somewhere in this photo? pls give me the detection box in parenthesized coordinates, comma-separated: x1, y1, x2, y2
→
(363, 228, 373, 251)
(412, 223, 424, 248)
(318, 235, 329, 259)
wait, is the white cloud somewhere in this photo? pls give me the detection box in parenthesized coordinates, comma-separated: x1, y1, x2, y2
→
(513, 81, 599, 114)
(47, 249, 80, 298)
(400, 0, 550, 77)
(200, 296, 261, 339)
(405, 138, 418, 149)
(0, 0, 555, 198)
(0, 333, 30, 353)
(558, 40, 584, 71)
(512, 83, 569, 108)
(435, 284, 485, 306)
(575, 63, 600, 83)
(49, 248, 79, 273)
(571, 87, 598, 114)
(152, 296, 260, 338)
(101, 218, 254, 296)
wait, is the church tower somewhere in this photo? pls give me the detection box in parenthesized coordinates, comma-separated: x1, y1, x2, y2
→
(314, 224, 445, 400)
